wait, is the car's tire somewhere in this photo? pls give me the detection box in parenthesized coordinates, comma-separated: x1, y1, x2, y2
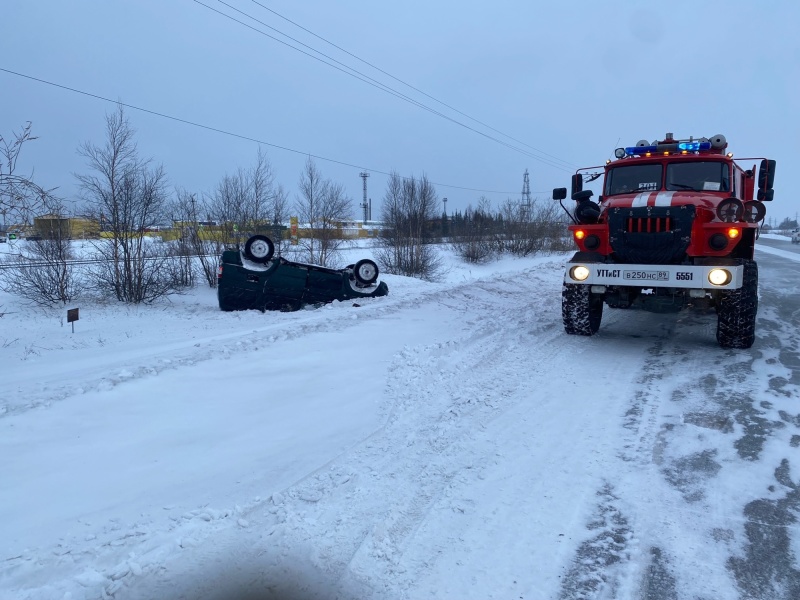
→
(716, 260, 758, 349)
(562, 283, 603, 335)
(244, 235, 275, 263)
(353, 259, 379, 285)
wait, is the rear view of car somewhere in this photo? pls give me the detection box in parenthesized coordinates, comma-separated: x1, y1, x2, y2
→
(217, 235, 388, 312)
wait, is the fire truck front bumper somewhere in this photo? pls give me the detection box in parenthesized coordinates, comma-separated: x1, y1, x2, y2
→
(564, 263, 744, 290)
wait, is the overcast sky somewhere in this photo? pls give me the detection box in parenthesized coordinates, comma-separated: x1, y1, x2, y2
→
(2, 0, 798, 223)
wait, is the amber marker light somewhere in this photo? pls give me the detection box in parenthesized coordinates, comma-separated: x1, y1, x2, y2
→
(575, 230, 586, 240)
(727, 228, 740, 239)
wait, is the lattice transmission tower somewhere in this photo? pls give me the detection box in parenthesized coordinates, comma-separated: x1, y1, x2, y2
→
(359, 172, 370, 222)
(522, 169, 532, 217)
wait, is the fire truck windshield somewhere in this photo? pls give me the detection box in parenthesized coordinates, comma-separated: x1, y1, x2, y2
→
(605, 164, 663, 195)
(665, 161, 730, 192)
(605, 161, 731, 195)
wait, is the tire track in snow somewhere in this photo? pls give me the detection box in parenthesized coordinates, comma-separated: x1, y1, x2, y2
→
(116, 262, 574, 600)
(2, 260, 571, 600)
(560, 254, 800, 600)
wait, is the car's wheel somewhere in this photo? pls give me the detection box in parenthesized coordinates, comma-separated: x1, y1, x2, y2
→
(562, 283, 603, 335)
(353, 259, 379, 285)
(716, 260, 758, 349)
(244, 235, 275, 263)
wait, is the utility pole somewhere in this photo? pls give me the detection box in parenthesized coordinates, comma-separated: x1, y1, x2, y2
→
(359, 172, 370, 223)
(442, 197, 448, 216)
(522, 169, 532, 218)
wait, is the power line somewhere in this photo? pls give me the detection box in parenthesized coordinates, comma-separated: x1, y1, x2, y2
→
(0, 67, 550, 196)
(196, 0, 567, 170)
(191, 0, 573, 172)
(246, 0, 577, 170)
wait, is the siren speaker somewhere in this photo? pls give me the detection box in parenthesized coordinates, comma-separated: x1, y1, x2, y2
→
(636, 139, 649, 147)
(709, 134, 727, 149)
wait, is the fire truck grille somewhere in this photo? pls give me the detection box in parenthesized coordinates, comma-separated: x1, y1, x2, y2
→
(625, 216, 673, 233)
(607, 205, 695, 265)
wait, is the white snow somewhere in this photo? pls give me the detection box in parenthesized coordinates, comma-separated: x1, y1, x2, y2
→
(0, 240, 798, 600)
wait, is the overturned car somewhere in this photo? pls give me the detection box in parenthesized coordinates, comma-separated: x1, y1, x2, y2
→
(217, 235, 389, 312)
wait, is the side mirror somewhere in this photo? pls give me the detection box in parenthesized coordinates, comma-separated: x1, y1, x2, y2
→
(758, 159, 776, 191)
(571, 174, 583, 199)
(757, 188, 774, 201)
(553, 187, 567, 201)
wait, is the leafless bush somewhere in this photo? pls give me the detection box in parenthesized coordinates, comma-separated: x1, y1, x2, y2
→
(376, 172, 444, 280)
(295, 158, 352, 266)
(0, 196, 80, 306)
(1, 239, 79, 306)
(446, 195, 572, 262)
(450, 197, 495, 264)
(84, 240, 185, 303)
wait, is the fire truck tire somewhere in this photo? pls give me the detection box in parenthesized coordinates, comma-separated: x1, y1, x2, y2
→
(716, 260, 758, 349)
(562, 283, 603, 336)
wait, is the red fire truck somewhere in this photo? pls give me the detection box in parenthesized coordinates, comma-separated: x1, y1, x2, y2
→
(553, 133, 776, 349)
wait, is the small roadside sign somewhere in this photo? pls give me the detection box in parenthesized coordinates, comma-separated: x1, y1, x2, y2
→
(67, 308, 79, 333)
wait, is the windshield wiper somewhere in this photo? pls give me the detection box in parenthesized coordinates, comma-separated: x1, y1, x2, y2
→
(669, 183, 696, 191)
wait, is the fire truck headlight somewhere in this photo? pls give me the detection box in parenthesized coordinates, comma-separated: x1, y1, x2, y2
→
(570, 265, 591, 282)
(708, 269, 732, 286)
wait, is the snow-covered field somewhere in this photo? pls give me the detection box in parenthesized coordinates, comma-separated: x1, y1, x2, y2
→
(1, 239, 799, 600)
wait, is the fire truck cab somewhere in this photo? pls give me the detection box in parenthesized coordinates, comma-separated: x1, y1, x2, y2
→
(553, 133, 776, 349)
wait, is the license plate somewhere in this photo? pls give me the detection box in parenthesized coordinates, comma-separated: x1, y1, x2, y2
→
(623, 270, 669, 281)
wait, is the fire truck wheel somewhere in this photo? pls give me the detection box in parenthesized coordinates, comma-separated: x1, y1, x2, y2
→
(716, 260, 758, 349)
(562, 283, 603, 336)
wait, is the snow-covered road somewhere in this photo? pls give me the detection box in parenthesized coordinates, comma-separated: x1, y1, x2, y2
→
(1, 243, 798, 600)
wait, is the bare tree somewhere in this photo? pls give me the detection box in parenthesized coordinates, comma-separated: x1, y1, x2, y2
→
(248, 146, 274, 228)
(271, 183, 290, 256)
(205, 148, 285, 258)
(76, 105, 181, 303)
(0, 123, 57, 229)
(295, 158, 351, 266)
(170, 188, 201, 287)
(376, 172, 443, 280)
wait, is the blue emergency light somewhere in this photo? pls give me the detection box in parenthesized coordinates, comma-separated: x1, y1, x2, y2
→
(624, 145, 657, 155)
(624, 140, 712, 156)
(677, 141, 712, 152)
